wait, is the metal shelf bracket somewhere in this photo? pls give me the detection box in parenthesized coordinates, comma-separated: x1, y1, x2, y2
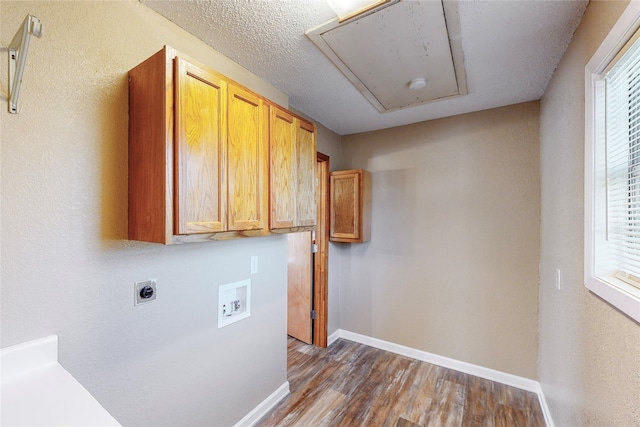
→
(8, 15, 43, 114)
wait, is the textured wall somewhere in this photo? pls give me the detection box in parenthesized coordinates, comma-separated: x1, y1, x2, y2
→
(1, 2, 289, 426)
(340, 102, 540, 379)
(539, 0, 640, 425)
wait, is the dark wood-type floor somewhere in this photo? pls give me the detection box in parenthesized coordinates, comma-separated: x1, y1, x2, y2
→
(257, 337, 546, 427)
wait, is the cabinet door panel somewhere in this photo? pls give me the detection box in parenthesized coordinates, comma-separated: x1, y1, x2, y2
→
(330, 172, 360, 240)
(296, 121, 317, 226)
(270, 106, 296, 228)
(330, 169, 370, 243)
(174, 57, 226, 234)
(227, 84, 267, 231)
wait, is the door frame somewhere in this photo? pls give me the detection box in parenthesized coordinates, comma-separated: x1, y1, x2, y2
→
(313, 152, 330, 347)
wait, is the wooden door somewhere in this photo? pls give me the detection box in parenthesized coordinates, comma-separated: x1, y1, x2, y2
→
(296, 121, 316, 226)
(227, 83, 268, 231)
(269, 105, 296, 229)
(287, 231, 313, 344)
(174, 57, 227, 234)
(313, 153, 330, 347)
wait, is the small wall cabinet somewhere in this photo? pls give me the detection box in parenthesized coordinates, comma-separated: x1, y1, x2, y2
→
(330, 169, 371, 243)
(129, 46, 309, 244)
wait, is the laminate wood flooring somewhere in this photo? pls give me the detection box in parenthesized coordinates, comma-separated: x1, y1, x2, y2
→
(257, 337, 546, 427)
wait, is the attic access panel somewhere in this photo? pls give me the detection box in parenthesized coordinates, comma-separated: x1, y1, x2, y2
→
(306, 0, 466, 113)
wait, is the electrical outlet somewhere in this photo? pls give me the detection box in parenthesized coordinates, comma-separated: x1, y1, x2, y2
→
(135, 279, 157, 305)
(251, 256, 258, 274)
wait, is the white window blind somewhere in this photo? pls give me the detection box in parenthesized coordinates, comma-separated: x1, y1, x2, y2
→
(605, 34, 640, 289)
(586, 1, 640, 323)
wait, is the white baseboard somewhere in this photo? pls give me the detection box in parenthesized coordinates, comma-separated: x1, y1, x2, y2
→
(536, 386, 555, 427)
(327, 329, 340, 346)
(234, 381, 289, 427)
(332, 329, 554, 427)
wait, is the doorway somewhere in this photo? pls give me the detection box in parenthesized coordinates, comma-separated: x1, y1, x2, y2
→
(286, 152, 330, 347)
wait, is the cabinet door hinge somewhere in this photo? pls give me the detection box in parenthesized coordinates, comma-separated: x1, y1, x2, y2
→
(311, 244, 318, 253)
(311, 310, 317, 320)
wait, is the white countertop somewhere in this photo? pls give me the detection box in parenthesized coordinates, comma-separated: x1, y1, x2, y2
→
(1, 335, 121, 427)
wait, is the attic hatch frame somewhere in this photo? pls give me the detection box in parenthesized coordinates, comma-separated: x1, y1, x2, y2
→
(8, 15, 43, 114)
(306, 0, 467, 113)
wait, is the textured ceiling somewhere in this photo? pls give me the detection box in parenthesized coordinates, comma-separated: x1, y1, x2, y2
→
(141, 0, 588, 136)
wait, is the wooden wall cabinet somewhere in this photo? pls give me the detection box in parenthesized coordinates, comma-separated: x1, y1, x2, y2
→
(269, 104, 317, 230)
(330, 169, 371, 243)
(129, 46, 268, 244)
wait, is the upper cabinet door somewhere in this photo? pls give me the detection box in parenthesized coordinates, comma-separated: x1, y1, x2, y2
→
(296, 120, 317, 226)
(269, 104, 317, 229)
(331, 171, 360, 240)
(270, 105, 297, 229)
(227, 83, 268, 231)
(330, 169, 371, 243)
(174, 57, 227, 235)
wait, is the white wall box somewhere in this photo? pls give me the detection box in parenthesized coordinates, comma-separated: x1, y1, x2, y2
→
(218, 279, 251, 328)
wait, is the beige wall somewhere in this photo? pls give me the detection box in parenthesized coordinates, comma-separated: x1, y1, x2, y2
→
(539, 0, 640, 425)
(1, 2, 289, 426)
(340, 102, 541, 379)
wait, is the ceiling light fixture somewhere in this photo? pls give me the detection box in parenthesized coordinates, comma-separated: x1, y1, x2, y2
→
(409, 77, 426, 90)
(326, 0, 392, 23)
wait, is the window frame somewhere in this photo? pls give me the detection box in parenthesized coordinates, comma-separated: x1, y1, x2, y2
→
(585, 1, 640, 324)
